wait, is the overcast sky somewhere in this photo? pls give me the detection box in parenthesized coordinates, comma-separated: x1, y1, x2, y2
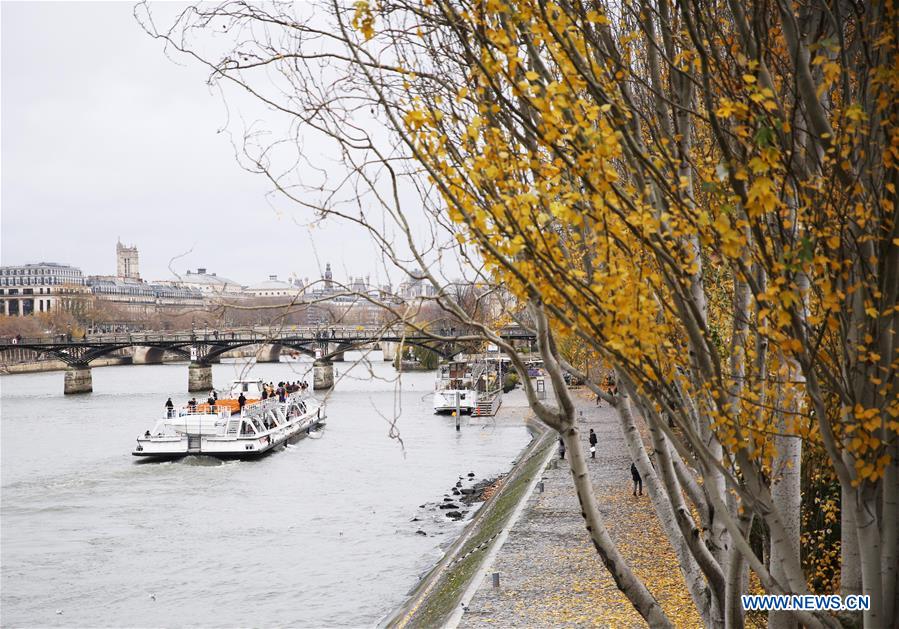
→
(1, 2, 404, 287)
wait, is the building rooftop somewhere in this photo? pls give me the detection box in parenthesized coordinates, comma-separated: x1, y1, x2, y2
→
(182, 268, 241, 288)
(246, 275, 295, 292)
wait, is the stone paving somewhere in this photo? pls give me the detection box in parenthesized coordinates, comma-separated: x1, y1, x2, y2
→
(457, 393, 701, 628)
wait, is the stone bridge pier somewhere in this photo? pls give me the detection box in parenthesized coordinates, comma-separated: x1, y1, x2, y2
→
(64, 364, 93, 394)
(381, 341, 398, 362)
(313, 360, 334, 390)
(188, 362, 213, 392)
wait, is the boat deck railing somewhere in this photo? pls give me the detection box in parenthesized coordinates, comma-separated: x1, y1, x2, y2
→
(169, 406, 232, 419)
(242, 392, 310, 418)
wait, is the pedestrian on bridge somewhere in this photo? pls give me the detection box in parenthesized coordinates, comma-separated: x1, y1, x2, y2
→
(588, 429, 597, 458)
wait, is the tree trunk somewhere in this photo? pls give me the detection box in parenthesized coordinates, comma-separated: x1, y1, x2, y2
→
(840, 485, 862, 597)
(854, 489, 884, 627)
(769, 430, 801, 629)
(725, 513, 752, 629)
(881, 447, 898, 623)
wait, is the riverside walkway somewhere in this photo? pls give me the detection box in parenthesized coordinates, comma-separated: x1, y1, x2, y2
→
(456, 393, 700, 628)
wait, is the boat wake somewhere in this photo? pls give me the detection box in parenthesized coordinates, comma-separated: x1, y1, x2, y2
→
(180, 455, 231, 467)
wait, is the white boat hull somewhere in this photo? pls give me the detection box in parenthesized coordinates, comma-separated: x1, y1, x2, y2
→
(433, 390, 478, 414)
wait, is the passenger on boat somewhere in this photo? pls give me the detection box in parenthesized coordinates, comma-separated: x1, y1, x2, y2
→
(261, 388, 268, 400)
(237, 393, 246, 411)
(165, 397, 174, 418)
(188, 397, 197, 412)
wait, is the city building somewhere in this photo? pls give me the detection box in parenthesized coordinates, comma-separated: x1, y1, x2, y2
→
(87, 277, 205, 316)
(246, 275, 301, 298)
(84, 243, 206, 317)
(116, 239, 140, 280)
(0, 262, 91, 316)
(177, 268, 245, 296)
(324, 263, 333, 290)
(398, 271, 438, 301)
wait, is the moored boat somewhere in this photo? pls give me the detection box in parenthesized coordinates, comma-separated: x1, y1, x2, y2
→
(433, 356, 503, 415)
(132, 389, 325, 460)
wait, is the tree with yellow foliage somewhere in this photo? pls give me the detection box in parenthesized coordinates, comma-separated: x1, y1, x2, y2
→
(140, 1, 897, 627)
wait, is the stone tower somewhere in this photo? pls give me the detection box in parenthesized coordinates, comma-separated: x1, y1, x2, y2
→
(324, 263, 333, 290)
(116, 239, 140, 280)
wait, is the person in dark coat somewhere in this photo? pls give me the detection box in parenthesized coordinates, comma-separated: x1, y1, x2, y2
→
(558, 436, 566, 460)
(237, 392, 247, 411)
(588, 429, 598, 458)
(261, 388, 268, 400)
(165, 397, 174, 418)
(631, 462, 643, 496)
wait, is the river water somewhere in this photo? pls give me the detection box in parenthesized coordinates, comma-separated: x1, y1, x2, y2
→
(0, 353, 532, 627)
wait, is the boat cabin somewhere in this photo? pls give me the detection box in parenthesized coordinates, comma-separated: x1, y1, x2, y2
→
(227, 379, 265, 399)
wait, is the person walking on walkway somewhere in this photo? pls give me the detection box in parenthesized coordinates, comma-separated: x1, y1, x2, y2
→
(588, 429, 597, 458)
(630, 462, 643, 496)
(558, 436, 566, 460)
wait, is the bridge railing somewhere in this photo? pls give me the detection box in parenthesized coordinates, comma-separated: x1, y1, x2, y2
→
(0, 325, 531, 348)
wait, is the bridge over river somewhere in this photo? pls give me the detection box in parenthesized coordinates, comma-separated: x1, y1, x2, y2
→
(0, 326, 536, 394)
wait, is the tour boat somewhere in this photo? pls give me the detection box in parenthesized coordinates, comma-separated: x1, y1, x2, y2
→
(433, 356, 503, 415)
(132, 389, 325, 460)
